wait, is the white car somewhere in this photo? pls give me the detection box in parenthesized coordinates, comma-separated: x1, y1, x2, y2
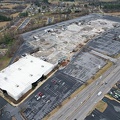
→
(42, 95, 45, 98)
(35, 94, 38, 98)
(97, 91, 102, 96)
(37, 96, 41, 100)
(46, 100, 51, 103)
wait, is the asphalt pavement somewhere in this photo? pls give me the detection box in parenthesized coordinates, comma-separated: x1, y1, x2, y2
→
(85, 97, 120, 120)
(49, 61, 120, 120)
(18, 18, 30, 30)
(0, 96, 7, 110)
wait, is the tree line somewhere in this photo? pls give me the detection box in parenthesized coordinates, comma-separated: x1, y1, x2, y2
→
(0, 14, 12, 22)
(103, 4, 120, 9)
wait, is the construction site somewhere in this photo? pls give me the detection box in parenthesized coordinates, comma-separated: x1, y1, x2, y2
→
(0, 14, 120, 120)
(22, 14, 119, 66)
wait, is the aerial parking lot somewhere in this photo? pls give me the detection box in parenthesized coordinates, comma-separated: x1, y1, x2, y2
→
(22, 51, 106, 120)
(22, 71, 82, 120)
(63, 51, 106, 83)
(1, 14, 120, 120)
(85, 97, 120, 120)
(88, 27, 120, 57)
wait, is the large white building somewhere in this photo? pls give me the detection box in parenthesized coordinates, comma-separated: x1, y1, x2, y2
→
(0, 55, 54, 101)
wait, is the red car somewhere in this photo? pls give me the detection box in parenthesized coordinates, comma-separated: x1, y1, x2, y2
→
(52, 80, 56, 84)
(38, 92, 43, 97)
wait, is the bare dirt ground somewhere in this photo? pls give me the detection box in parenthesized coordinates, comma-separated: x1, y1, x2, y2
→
(99, 0, 117, 1)
(1, 3, 17, 9)
(106, 12, 120, 16)
(11, 12, 20, 18)
(0, 22, 9, 28)
(0, 56, 11, 71)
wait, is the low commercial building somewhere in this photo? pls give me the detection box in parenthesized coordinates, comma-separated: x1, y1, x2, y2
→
(0, 55, 54, 101)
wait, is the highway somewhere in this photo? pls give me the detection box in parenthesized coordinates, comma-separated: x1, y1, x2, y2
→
(49, 62, 120, 120)
(18, 18, 30, 30)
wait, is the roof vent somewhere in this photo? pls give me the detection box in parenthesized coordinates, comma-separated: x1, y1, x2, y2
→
(16, 85, 19, 87)
(18, 68, 21, 70)
(4, 77, 7, 80)
(30, 74, 33, 77)
(41, 65, 44, 67)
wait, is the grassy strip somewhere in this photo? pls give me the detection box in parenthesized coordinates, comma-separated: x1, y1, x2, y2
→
(114, 53, 120, 58)
(95, 100, 107, 112)
(105, 94, 120, 103)
(87, 100, 107, 116)
(0, 56, 11, 70)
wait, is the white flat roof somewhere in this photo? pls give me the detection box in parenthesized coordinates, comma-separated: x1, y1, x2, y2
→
(0, 55, 54, 100)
